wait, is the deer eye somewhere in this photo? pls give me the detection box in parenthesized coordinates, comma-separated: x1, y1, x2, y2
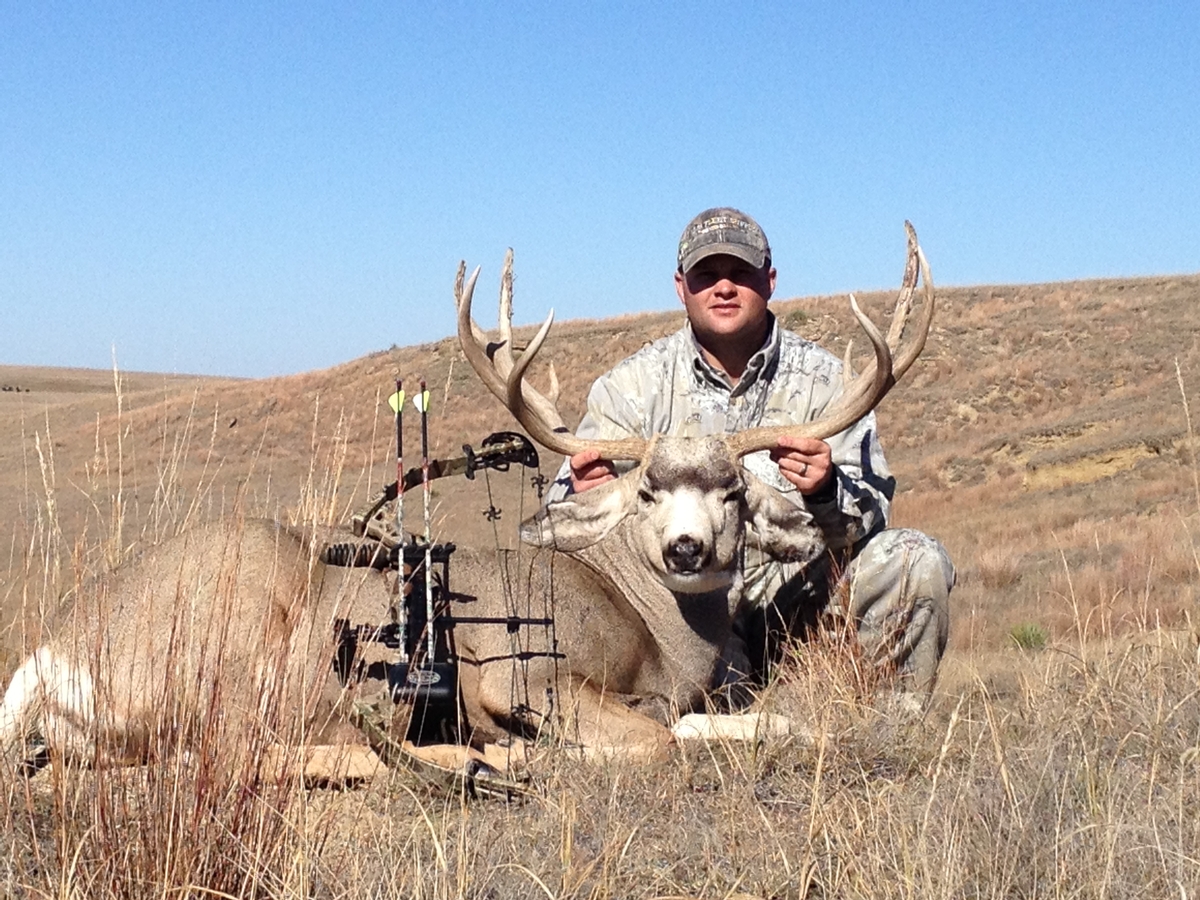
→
(638, 488, 655, 504)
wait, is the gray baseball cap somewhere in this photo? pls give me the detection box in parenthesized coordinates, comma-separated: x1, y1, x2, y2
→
(677, 207, 771, 273)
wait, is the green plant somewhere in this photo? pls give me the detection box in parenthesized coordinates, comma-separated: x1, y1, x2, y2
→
(1009, 621, 1049, 650)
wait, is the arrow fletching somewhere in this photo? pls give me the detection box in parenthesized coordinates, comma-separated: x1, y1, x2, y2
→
(412, 390, 431, 414)
(387, 390, 406, 413)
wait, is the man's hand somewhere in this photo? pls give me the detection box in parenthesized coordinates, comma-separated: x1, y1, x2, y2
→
(569, 448, 617, 493)
(771, 436, 834, 496)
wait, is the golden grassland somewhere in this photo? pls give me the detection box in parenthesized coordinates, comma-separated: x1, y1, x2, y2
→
(2, 272, 1200, 897)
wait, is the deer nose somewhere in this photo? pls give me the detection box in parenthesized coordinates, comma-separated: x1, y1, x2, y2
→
(665, 535, 706, 573)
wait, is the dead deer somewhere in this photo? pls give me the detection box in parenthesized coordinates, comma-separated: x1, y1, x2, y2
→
(0, 225, 933, 773)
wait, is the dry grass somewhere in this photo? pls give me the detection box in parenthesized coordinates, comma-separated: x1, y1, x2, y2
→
(7, 604, 1199, 897)
(975, 545, 1025, 590)
(3, 272, 1200, 896)
(0, 381, 379, 899)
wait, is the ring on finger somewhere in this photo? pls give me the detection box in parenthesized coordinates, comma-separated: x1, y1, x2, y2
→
(800, 462, 809, 476)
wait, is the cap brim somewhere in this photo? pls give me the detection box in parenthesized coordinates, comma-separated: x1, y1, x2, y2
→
(680, 242, 767, 273)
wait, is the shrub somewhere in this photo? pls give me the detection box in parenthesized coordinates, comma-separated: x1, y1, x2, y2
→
(1009, 621, 1049, 650)
(782, 309, 809, 329)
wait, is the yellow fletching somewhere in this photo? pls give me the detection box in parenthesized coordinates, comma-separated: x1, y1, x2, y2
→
(412, 390, 431, 414)
(387, 390, 406, 413)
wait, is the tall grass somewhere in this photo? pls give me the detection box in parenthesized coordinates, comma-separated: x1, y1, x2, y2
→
(0, 376, 377, 899)
(2, 364, 1200, 898)
(11, 561, 1196, 898)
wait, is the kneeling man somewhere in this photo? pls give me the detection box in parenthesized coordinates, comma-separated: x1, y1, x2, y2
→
(546, 208, 954, 701)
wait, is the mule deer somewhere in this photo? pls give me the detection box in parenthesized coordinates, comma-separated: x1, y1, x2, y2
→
(0, 225, 933, 770)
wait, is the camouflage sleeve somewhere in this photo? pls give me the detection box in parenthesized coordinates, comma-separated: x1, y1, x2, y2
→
(753, 337, 895, 551)
(545, 369, 645, 503)
(807, 409, 895, 552)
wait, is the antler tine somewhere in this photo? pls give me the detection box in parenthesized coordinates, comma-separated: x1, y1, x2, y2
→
(886, 222, 919, 349)
(727, 298, 893, 456)
(456, 266, 506, 400)
(457, 264, 559, 423)
(503, 303, 648, 460)
(456, 259, 648, 463)
(726, 223, 934, 458)
(832, 229, 921, 409)
(494, 249, 516, 376)
(455, 265, 497, 358)
(503, 309, 577, 453)
(834, 295, 894, 414)
(892, 238, 935, 383)
(839, 226, 927, 403)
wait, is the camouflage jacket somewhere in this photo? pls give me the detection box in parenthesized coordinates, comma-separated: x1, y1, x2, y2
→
(546, 313, 894, 551)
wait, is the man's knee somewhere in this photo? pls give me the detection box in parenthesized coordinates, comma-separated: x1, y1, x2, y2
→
(852, 529, 953, 609)
(849, 528, 954, 689)
(734, 529, 955, 692)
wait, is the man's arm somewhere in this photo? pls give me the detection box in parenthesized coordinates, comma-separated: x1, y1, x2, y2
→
(545, 373, 644, 503)
(753, 334, 894, 550)
(793, 411, 893, 551)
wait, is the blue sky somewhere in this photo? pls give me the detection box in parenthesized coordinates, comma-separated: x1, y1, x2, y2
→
(2, 2, 1197, 378)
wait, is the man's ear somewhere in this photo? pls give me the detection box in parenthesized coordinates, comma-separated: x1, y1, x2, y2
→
(520, 476, 639, 552)
(674, 269, 687, 307)
(743, 472, 825, 565)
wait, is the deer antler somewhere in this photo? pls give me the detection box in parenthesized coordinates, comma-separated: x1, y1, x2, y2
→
(726, 221, 934, 457)
(456, 253, 648, 462)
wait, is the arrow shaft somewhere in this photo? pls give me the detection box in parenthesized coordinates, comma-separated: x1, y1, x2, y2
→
(419, 379, 435, 661)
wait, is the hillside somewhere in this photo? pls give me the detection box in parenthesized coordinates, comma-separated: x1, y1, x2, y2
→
(3, 272, 1200, 665)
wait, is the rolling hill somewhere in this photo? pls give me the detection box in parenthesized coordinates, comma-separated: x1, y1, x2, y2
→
(3, 272, 1199, 667)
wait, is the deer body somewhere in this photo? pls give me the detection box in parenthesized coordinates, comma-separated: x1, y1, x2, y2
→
(451, 539, 738, 752)
(450, 434, 823, 751)
(0, 437, 822, 765)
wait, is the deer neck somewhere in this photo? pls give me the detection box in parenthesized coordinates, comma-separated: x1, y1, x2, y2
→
(572, 520, 740, 699)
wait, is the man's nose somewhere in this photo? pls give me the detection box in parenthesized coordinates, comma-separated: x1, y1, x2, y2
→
(711, 278, 737, 298)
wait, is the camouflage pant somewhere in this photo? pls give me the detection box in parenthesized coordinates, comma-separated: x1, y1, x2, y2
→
(731, 528, 955, 696)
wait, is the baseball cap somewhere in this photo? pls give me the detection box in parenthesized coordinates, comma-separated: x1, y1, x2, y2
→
(677, 207, 771, 273)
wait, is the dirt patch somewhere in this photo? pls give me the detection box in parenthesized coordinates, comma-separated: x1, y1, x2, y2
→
(1023, 441, 1167, 490)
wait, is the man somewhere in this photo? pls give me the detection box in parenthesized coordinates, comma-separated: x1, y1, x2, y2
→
(546, 208, 953, 699)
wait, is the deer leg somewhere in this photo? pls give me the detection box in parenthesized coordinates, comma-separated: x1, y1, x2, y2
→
(466, 659, 672, 763)
(558, 680, 674, 763)
(1, 649, 48, 765)
(672, 711, 804, 743)
(3, 647, 111, 767)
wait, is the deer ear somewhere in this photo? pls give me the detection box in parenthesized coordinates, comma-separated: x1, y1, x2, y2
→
(742, 473, 825, 565)
(520, 476, 638, 551)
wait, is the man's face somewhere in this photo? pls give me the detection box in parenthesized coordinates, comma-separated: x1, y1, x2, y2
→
(674, 254, 776, 344)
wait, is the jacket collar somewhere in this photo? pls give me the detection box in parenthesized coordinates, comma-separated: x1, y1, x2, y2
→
(686, 311, 781, 395)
